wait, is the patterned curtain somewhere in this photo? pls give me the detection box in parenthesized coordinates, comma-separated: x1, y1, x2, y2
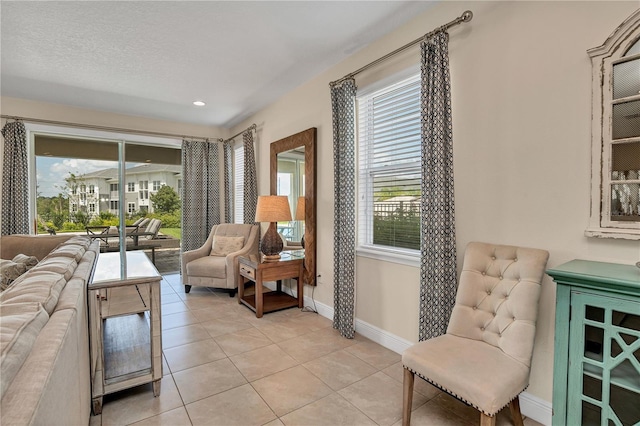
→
(418, 31, 457, 341)
(331, 78, 358, 339)
(1, 121, 30, 235)
(242, 130, 258, 224)
(223, 141, 233, 223)
(181, 139, 221, 252)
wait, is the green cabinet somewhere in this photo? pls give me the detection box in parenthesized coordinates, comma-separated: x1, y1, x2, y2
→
(547, 260, 640, 426)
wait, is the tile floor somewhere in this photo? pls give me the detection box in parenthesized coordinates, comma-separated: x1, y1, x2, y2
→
(90, 273, 543, 426)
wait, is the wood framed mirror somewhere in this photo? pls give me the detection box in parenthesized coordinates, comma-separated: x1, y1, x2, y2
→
(270, 128, 316, 286)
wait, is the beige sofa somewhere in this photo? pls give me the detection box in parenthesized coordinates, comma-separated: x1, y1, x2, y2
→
(0, 234, 99, 425)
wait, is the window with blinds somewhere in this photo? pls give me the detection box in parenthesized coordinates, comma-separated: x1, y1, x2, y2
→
(234, 143, 245, 224)
(357, 74, 421, 253)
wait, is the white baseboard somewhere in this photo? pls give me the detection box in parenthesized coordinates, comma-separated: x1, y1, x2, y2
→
(273, 283, 553, 425)
(519, 391, 552, 425)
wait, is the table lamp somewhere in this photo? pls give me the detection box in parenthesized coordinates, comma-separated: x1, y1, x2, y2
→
(255, 195, 292, 261)
(295, 196, 305, 248)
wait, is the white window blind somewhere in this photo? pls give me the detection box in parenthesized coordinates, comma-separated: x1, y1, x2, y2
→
(234, 143, 245, 224)
(358, 74, 421, 253)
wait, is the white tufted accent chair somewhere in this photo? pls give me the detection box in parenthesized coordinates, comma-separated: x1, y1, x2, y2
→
(402, 242, 549, 426)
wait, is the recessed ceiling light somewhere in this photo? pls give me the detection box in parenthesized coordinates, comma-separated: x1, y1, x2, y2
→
(193, 101, 206, 106)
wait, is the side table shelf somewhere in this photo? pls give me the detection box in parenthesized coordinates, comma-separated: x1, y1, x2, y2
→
(238, 252, 304, 318)
(88, 251, 163, 415)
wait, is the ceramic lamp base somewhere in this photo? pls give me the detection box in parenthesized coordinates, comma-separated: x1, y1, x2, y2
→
(260, 222, 284, 260)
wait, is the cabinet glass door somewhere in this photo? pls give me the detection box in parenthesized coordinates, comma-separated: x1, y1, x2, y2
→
(568, 291, 640, 426)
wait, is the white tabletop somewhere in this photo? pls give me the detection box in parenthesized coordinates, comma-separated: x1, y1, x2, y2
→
(91, 251, 160, 285)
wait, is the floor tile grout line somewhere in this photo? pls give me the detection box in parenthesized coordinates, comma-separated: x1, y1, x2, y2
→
(109, 272, 456, 425)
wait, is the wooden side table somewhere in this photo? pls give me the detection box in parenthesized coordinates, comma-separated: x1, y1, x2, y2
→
(88, 251, 162, 415)
(238, 251, 304, 318)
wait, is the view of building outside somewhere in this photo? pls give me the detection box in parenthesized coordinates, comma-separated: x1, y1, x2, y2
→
(67, 164, 182, 218)
(35, 158, 181, 233)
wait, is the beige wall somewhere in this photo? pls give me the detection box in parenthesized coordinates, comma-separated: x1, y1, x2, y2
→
(231, 1, 640, 404)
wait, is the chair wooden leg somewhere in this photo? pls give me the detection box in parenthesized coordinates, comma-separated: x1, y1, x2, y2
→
(402, 368, 415, 426)
(480, 413, 496, 426)
(509, 396, 524, 426)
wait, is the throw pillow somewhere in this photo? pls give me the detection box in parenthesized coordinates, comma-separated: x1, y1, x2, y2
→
(12, 254, 39, 270)
(210, 236, 245, 257)
(0, 260, 27, 292)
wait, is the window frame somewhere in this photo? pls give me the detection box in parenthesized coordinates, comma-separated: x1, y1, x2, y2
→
(356, 71, 422, 267)
(139, 180, 149, 200)
(586, 10, 640, 240)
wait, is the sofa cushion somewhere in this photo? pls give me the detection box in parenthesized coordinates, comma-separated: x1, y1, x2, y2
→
(0, 302, 50, 399)
(62, 236, 91, 249)
(47, 244, 86, 262)
(30, 256, 77, 281)
(210, 236, 245, 257)
(0, 260, 26, 292)
(0, 271, 68, 315)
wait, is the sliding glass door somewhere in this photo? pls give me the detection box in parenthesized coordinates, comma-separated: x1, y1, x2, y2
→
(30, 124, 182, 273)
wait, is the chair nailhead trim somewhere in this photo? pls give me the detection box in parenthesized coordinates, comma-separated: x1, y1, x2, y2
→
(402, 365, 529, 417)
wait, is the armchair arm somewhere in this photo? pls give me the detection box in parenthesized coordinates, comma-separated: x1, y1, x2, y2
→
(181, 231, 216, 282)
(225, 242, 259, 289)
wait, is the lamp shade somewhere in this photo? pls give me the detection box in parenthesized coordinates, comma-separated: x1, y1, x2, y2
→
(255, 195, 292, 223)
(295, 196, 305, 221)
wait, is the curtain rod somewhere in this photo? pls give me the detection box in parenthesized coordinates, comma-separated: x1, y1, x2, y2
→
(329, 10, 473, 87)
(223, 123, 257, 143)
(0, 114, 222, 142)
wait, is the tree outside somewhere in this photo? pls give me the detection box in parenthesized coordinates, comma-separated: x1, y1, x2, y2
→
(150, 185, 180, 214)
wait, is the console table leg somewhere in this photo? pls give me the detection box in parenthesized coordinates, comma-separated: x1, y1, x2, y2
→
(152, 379, 161, 397)
(92, 397, 103, 415)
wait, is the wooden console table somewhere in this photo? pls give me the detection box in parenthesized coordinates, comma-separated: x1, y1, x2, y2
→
(238, 251, 304, 318)
(88, 251, 162, 415)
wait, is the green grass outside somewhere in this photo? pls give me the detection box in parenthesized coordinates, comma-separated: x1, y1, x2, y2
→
(160, 228, 181, 239)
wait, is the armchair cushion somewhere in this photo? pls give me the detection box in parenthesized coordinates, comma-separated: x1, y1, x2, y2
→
(186, 256, 226, 279)
(210, 236, 245, 257)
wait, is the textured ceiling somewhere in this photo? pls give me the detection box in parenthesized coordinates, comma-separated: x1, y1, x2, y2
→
(1, 1, 435, 128)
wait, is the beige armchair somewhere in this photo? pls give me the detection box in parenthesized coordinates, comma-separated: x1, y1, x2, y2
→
(279, 233, 303, 251)
(181, 224, 259, 296)
(402, 242, 549, 426)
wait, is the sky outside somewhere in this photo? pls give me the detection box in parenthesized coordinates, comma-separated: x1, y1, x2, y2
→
(36, 156, 118, 197)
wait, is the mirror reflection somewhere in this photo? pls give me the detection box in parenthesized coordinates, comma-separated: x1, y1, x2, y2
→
(276, 147, 305, 245)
